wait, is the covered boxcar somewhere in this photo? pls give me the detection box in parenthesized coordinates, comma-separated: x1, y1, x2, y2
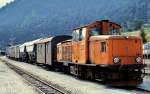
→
(14, 45, 20, 60)
(57, 40, 72, 62)
(19, 43, 26, 61)
(7, 45, 19, 59)
(25, 38, 42, 63)
(35, 35, 72, 67)
(6, 46, 11, 58)
(6, 46, 14, 58)
(19, 38, 42, 62)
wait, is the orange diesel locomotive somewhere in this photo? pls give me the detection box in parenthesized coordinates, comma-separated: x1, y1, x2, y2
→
(57, 20, 145, 86)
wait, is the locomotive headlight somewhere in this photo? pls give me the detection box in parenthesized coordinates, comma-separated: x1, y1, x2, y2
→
(113, 57, 120, 64)
(136, 57, 142, 63)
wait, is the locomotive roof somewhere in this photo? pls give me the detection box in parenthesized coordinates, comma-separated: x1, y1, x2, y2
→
(73, 20, 121, 30)
(35, 35, 72, 44)
(89, 35, 142, 41)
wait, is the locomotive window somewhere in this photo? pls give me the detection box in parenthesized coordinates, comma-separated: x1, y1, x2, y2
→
(72, 31, 76, 41)
(101, 42, 106, 52)
(72, 30, 79, 41)
(76, 30, 80, 41)
(111, 29, 120, 35)
(90, 28, 102, 36)
(79, 28, 86, 41)
(79, 29, 82, 40)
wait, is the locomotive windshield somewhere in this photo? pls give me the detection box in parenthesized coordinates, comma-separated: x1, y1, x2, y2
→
(110, 29, 121, 35)
(72, 28, 86, 41)
(89, 28, 120, 36)
(72, 30, 79, 41)
(89, 28, 102, 36)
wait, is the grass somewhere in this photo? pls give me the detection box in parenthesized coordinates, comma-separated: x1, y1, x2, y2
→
(121, 28, 150, 42)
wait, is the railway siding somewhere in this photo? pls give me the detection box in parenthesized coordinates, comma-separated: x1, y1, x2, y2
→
(144, 59, 150, 74)
(0, 56, 135, 94)
(5, 62, 65, 94)
(0, 59, 40, 94)
(137, 59, 150, 92)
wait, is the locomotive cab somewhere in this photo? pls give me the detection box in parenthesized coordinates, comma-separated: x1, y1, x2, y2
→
(72, 20, 121, 64)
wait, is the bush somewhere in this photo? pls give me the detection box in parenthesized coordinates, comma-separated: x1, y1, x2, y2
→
(139, 28, 147, 43)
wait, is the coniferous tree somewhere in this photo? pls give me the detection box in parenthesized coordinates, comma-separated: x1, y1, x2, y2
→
(140, 28, 147, 43)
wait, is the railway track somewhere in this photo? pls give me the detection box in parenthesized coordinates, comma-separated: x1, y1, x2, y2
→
(135, 87, 150, 94)
(4, 59, 150, 94)
(5, 62, 67, 94)
(134, 73, 150, 94)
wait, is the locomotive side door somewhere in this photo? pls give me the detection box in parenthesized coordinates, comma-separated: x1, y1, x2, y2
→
(78, 28, 87, 64)
(72, 28, 87, 64)
(72, 30, 79, 63)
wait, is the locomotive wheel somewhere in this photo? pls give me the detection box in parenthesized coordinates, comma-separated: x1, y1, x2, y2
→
(69, 64, 95, 80)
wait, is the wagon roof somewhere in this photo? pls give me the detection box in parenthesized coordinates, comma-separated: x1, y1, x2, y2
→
(35, 35, 72, 44)
(35, 37, 53, 44)
(19, 38, 42, 47)
(90, 35, 141, 41)
(57, 39, 72, 45)
(8, 44, 20, 48)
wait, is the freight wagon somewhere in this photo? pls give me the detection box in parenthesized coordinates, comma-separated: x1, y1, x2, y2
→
(6, 45, 20, 60)
(19, 38, 42, 62)
(35, 35, 72, 68)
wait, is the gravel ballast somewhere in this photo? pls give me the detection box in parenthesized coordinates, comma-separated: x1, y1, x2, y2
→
(1, 57, 136, 94)
(0, 59, 40, 94)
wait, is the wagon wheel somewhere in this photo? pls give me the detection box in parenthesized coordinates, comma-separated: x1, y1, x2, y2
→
(141, 68, 146, 78)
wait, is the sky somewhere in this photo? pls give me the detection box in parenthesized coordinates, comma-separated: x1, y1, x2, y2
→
(0, 0, 14, 8)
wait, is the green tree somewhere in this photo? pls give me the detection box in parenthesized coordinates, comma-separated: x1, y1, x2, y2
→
(134, 20, 144, 30)
(140, 28, 147, 43)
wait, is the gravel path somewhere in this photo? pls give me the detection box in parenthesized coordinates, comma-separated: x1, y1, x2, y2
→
(144, 59, 150, 74)
(0, 57, 136, 94)
(140, 75, 150, 91)
(144, 59, 150, 64)
(0, 59, 40, 94)
(140, 59, 150, 91)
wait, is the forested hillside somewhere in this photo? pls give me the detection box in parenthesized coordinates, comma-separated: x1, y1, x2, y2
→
(0, 0, 149, 49)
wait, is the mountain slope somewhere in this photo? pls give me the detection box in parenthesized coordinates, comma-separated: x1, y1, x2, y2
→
(0, 0, 149, 49)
